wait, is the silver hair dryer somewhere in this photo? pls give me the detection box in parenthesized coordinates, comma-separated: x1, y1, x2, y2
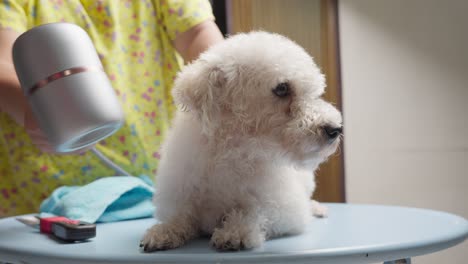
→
(13, 23, 131, 176)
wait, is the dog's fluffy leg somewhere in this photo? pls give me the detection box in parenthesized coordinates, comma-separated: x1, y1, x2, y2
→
(311, 200, 328, 218)
(210, 209, 266, 251)
(140, 215, 198, 252)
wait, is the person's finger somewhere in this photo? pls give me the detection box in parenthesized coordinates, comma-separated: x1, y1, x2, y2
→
(29, 135, 50, 145)
(27, 129, 45, 136)
(34, 140, 52, 148)
(30, 136, 54, 151)
(35, 144, 55, 153)
(41, 148, 55, 153)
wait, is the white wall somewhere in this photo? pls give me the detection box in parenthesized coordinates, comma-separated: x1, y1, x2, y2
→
(339, 0, 467, 263)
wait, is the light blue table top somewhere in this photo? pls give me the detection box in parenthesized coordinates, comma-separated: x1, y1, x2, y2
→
(0, 203, 467, 264)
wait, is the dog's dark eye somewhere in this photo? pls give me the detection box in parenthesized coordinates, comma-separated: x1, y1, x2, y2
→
(272, 82, 290, 98)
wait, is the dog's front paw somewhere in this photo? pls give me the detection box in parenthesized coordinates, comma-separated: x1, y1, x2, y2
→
(210, 228, 244, 251)
(140, 223, 187, 252)
(210, 227, 265, 251)
(311, 200, 328, 218)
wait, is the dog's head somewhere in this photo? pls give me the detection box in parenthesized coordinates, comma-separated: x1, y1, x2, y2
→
(173, 31, 342, 166)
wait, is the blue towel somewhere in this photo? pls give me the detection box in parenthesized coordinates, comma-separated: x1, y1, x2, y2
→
(40, 175, 155, 223)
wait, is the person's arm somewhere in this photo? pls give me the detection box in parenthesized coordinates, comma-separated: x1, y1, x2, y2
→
(173, 20, 224, 63)
(0, 29, 26, 125)
(0, 29, 54, 152)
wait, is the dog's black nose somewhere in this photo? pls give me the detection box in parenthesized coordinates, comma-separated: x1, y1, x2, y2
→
(323, 126, 342, 140)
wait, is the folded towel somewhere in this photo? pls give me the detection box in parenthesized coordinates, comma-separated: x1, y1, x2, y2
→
(40, 175, 155, 223)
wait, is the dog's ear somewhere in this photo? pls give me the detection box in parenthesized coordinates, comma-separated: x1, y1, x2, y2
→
(172, 62, 225, 132)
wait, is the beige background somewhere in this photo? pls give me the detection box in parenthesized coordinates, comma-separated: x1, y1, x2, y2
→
(339, 0, 468, 263)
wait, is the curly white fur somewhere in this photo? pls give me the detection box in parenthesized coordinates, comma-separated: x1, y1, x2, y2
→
(141, 31, 342, 252)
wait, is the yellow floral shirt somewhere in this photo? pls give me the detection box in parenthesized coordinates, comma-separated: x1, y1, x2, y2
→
(0, 0, 214, 216)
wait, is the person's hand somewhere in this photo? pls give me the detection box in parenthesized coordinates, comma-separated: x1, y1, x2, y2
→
(24, 104, 55, 153)
(23, 105, 93, 154)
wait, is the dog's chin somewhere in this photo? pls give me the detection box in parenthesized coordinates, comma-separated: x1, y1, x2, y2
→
(317, 138, 341, 160)
(289, 139, 340, 169)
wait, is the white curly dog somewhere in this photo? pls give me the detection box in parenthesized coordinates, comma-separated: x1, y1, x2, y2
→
(141, 31, 342, 252)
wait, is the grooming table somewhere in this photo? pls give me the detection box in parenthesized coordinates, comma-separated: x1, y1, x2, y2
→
(0, 203, 466, 264)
